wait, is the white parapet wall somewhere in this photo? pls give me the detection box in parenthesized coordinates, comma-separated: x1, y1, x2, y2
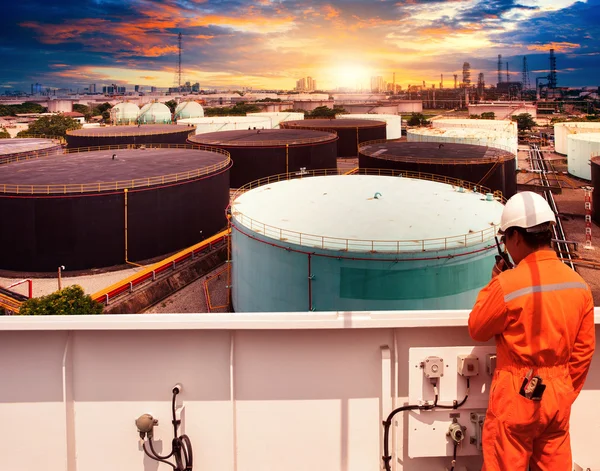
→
(0, 312, 599, 471)
(432, 118, 517, 136)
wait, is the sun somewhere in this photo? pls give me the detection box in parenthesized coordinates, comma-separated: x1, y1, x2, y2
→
(329, 63, 373, 90)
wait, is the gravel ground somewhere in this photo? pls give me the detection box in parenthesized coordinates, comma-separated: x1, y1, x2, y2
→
(144, 267, 230, 313)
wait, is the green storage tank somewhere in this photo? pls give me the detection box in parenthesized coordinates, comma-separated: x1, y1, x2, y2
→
(231, 172, 504, 312)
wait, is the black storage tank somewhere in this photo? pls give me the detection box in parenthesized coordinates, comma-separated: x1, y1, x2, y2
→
(0, 145, 231, 272)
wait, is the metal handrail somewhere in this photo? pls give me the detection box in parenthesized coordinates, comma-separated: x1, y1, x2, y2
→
(66, 127, 194, 137)
(189, 133, 338, 147)
(0, 144, 231, 195)
(358, 139, 514, 164)
(230, 168, 503, 253)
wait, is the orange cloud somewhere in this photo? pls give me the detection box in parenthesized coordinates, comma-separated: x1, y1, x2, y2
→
(322, 5, 340, 20)
(527, 42, 580, 52)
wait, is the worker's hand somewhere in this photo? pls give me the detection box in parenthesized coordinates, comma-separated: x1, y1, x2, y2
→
(492, 257, 507, 278)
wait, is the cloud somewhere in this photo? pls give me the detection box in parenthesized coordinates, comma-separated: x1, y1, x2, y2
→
(2, 0, 600, 91)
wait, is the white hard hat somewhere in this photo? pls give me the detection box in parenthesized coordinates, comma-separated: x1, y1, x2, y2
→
(500, 191, 556, 233)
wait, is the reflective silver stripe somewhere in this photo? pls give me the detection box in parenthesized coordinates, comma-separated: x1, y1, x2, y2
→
(504, 282, 588, 303)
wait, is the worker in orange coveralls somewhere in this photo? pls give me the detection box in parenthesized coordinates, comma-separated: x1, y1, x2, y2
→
(469, 191, 595, 471)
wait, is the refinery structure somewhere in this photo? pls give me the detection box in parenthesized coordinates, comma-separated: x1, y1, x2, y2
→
(3, 43, 600, 471)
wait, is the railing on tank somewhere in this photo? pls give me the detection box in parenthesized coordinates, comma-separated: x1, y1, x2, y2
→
(0, 144, 231, 195)
(230, 168, 503, 253)
(190, 132, 339, 147)
(65, 127, 193, 137)
(358, 139, 515, 164)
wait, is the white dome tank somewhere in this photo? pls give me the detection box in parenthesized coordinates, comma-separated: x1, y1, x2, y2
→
(408, 127, 518, 160)
(110, 102, 140, 125)
(231, 173, 504, 312)
(246, 112, 304, 129)
(175, 101, 204, 120)
(567, 133, 600, 180)
(336, 113, 402, 139)
(554, 122, 600, 155)
(178, 116, 273, 134)
(138, 102, 172, 124)
(432, 119, 517, 136)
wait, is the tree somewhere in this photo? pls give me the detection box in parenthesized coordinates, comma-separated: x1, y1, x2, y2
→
(165, 100, 178, 114)
(73, 104, 93, 121)
(512, 113, 537, 132)
(19, 285, 103, 316)
(407, 113, 430, 126)
(307, 105, 347, 118)
(17, 114, 81, 137)
(0, 102, 46, 117)
(481, 112, 495, 120)
(0, 128, 10, 139)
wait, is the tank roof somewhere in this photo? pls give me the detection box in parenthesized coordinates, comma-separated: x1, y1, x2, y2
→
(188, 129, 337, 146)
(0, 138, 62, 156)
(67, 125, 191, 137)
(232, 175, 503, 252)
(0, 146, 228, 192)
(568, 133, 600, 143)
(360, 141, 514, 163)
(283, 118, 387, 128)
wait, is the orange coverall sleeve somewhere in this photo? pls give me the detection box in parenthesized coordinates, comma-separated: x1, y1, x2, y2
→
(569, 293, 595, 396)
(469, 277, 508, 342)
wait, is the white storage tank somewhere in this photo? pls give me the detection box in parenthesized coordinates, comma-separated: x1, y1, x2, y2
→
(138, 102, 172, 124)
(231, 172, 503, 312)
(110, 102, 140, 125)
(566, 133, 600, 180)
(432, 119, 517, 136)
(408, 127, 518, 159)
(178, 116, 273, 134)
(554, 122, 600, 155)
(174, 101, 204, 120)
(246, 112, 304, 129)
(336, 113, 402, 139)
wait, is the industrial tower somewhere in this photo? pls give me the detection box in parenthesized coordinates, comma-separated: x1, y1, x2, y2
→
(453, 74, 458, 89)
(462, 62, 471, 87)
(548, 48, 557, 89)
(522, 56, 530, 90)
(497, 54, 502, 84)
(506, 62, 509, 82)
(477, 73, 485, 98)
(177, 32, 182, 90)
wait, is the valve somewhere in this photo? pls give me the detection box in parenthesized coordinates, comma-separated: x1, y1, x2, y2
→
(135, 414, 158, 439)
(447, 418, 465, 444)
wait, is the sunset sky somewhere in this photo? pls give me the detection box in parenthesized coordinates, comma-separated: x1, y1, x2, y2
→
(2, 0, 600, 92)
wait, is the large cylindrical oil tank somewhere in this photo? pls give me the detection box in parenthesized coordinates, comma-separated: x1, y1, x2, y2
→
(0, 145, 231, 272)
(246, 112, 305, 129)
(231, 172, 503, 312)
(591, 157, 600, 224)
(188, 129, 338, 188)
(281, 118, 386, 157)
(432, 119, 517, 136)
(555, 122, 600, 155)
(408, 127, 518, 163)
(0, 138, 63, 164)
(174, 101, 204, 120)
(110, 102, 140, 125)
(359, 140, 517, 198)
(138, 102, 172, 124)
(567, 133, 600, 180)
(337, 104, 399, 115)
(65, 125, 193, 148)
(177, 116, 273, 134)
(336, 114, 402, 139)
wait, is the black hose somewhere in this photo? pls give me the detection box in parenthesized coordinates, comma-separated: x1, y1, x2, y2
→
(143, 442, 177, 470)
(144, 389, 194, 471)
(449, 440, 458, 471)
(382, 378, 470, 471)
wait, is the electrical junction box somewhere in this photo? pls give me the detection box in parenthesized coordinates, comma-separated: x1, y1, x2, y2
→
(457, 354, 479, 377)
(406, 346, 496, 458)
